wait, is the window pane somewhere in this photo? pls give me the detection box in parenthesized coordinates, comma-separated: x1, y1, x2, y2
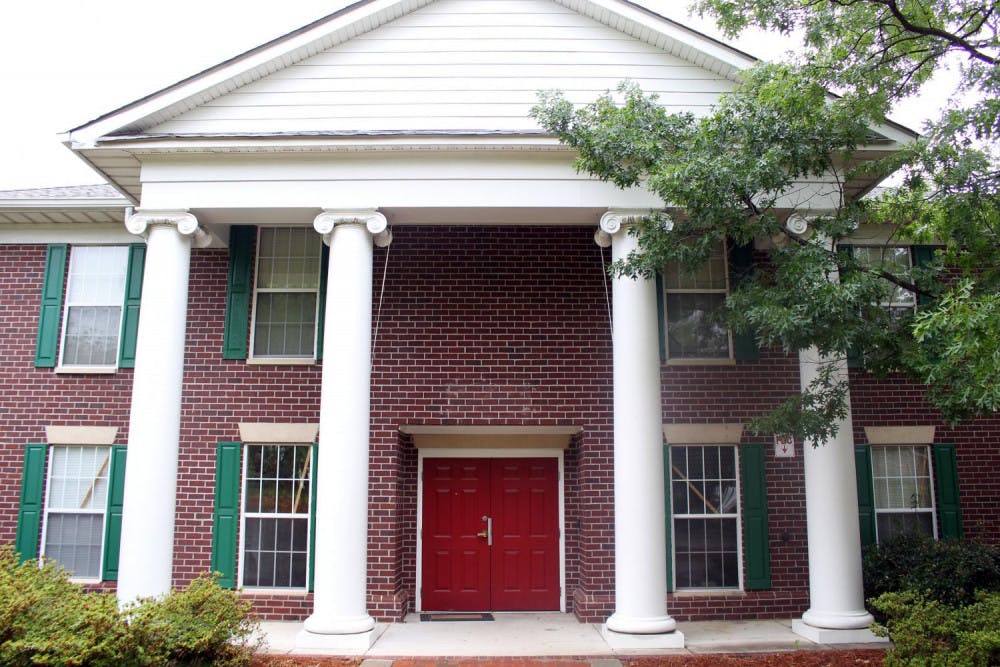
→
(666, 293, 729, 358)
(877, 512, 934, 542)
(242, 517, 309, 588)
(257, 228, 320, 290)
(253, 293, 317, 357)
(854, 246, 915, 308)
(63, 306, 122, 365)
(48, 447, 110, 511)
(664, 244, 727, 290)
(44, 513, 103, 578)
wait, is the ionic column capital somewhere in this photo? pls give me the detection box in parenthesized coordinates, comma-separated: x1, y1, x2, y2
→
(126, 209, 211, 248)
(314, 209, 392, 248)
(595, 209, 667, 247)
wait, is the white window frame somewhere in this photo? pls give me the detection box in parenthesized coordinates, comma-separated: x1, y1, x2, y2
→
(238, 443, 313, 591)
(57, 245, 129, 372)
(669, 444, 743, 591)
(40, 445, 111, 581)
(871, 444, 938, 543)
(662, 240, 734, 361)
(248, 227, 323, 360)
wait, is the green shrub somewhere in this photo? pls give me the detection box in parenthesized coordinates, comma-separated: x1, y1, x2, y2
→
(126, 574, 261, 666)
(871, 590, 1000, 667)
(863, 533, 1000, 606)
(0, 545, 260, 666)
(0, 544, 132, 666)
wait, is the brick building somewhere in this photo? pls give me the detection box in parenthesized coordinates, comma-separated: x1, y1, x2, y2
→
(1, 0, 997, 652)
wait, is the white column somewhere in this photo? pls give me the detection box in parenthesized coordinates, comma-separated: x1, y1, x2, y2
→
(117, 210, 208, 603)
(299, 210, 390, 650)
(597, 212, 683, 648)
(792, 349, 880, 643)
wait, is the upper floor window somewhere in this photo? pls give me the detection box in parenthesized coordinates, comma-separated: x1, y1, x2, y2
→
(34, 243, 144, 371)
(42, 445, 111, 579)
(60, 246, 129, 368)
(250, 228, 323, 359)
(662, 241, 732, 359)
(853, 246, 916, 316)
(871, 445, 936, 543)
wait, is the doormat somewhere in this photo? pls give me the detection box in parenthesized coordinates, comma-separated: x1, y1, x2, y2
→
(420, 613, 495, 622)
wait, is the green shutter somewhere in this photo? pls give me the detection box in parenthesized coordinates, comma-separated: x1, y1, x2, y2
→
(15, 444, 48, 562)
(118, 244, 146, 368)
(34, 244, 67, 367)
(212, 442, 242, 588)
(316, 244, 330, 361)
(933, 444, 963, 540)
(101, 445, 127, 580)
(740, 444, 771, 589)
(911, 245, 936, 307)
(309, 442, 318, 592)
(655, 271, 667, 363)
(855, 445, 876, 547)
(728, 240, 759, 361)
(663, 444, 673, 593)
(223, 226, 255, 360)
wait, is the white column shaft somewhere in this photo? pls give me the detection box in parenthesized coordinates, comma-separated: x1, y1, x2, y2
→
(799, 348, 873, 629)
(305, 222, 376, 635)
(605, 229, 676, 635)
(118, 223, 192, 602)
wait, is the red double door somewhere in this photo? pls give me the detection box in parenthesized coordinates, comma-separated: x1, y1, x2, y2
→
(421, 457, 560, 611)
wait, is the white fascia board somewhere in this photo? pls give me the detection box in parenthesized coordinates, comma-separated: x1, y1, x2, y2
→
(561, 0, 757, 77)
(66, 0, 431, 147)
(0, 225, 135, 245)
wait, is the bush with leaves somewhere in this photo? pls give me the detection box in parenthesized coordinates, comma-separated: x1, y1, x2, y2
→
(863, 533, 1000, 607)
(0, 544, 132, 665)
(0, 544, 261, 666)
(871, 590, 1000, 667)
(125, 574, 261, 666)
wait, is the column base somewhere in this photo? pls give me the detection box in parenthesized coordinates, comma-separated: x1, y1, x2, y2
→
(601, 625, 685, 649)
(792, 620, 888, 645)
(293, 625, 386, 654)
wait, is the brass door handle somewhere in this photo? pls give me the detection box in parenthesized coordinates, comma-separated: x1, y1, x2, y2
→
(478, 515, 493, 546)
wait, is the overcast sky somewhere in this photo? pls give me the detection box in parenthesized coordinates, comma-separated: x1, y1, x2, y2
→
(0, 1, 951, 191)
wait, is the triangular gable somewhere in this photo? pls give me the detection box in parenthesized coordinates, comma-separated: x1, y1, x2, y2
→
(142, 0, 744, 136)
(65, 0, 759, 146)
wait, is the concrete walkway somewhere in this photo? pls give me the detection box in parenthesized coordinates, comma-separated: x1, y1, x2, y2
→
(260, 614, 885, 657)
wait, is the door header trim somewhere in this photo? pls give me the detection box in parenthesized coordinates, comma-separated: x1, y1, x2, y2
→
(402, 425, 580, 449)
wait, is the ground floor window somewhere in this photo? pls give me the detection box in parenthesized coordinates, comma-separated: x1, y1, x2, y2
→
(42, 445, 110, 578)
(669, 445, 740, 589)
(241, 444, 312, 588)
(871, 445, 936, 542)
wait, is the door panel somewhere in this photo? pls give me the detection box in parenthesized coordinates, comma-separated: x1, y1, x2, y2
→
(421, 459, 491, 611)
(490, 458, 560, 610)
(421, 457, 560, 611)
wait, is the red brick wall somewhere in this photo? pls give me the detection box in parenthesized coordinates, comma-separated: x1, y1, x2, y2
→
(850, 371, 1000, 547)
(3, 229, 997, 627)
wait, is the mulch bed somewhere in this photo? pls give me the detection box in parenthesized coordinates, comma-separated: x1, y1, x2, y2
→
(253, 650, 886, 666)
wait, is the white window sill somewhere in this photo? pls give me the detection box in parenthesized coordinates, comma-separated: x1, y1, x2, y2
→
(666, 358, 736, 366)
(240, 587, 310, 596)
(246, 357, 316, 366)
(55, 365, 117, 374)
(672, 588, 746, 596)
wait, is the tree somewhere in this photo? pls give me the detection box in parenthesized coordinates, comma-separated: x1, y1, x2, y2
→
(531, 0, 999, 441)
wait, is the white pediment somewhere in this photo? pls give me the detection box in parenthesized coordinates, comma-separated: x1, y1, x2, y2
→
(143, 0, 738, 136)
